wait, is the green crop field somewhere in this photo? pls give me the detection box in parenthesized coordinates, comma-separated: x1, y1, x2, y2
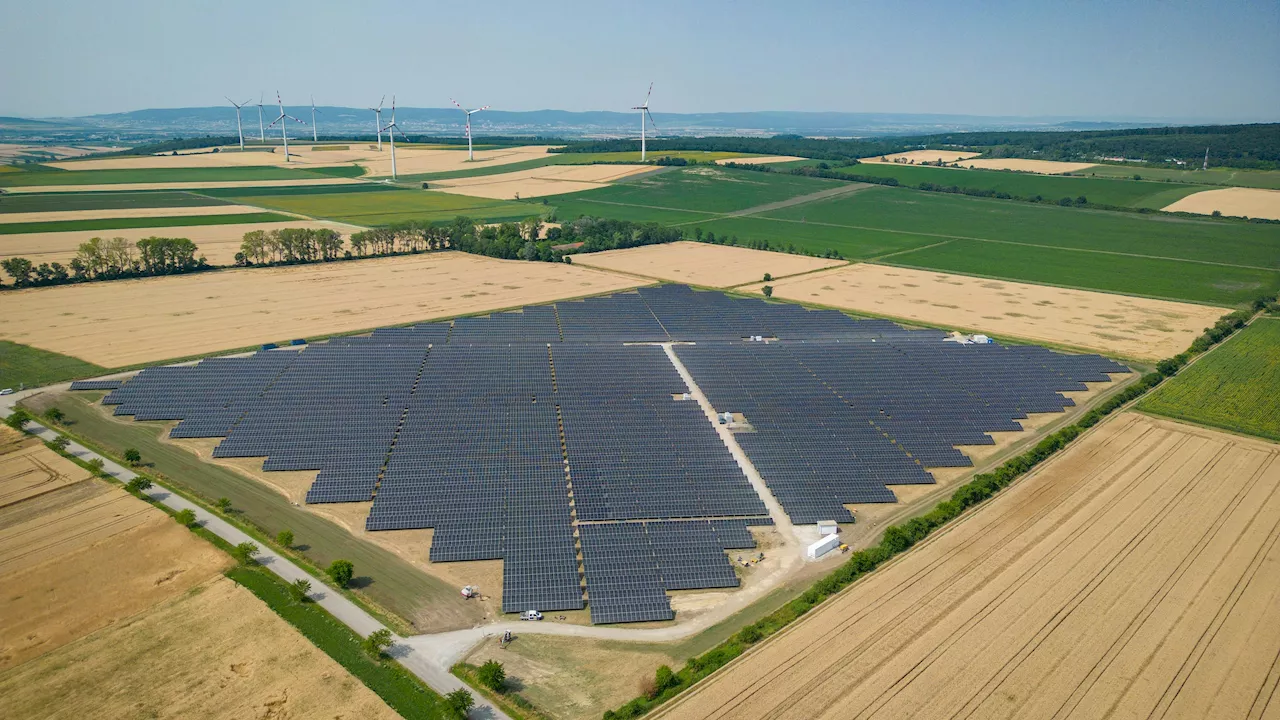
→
(300, 164, 367, 178)
(554, 166, 842, 214)
(0, 211, 295, 235)
(0, 190, 231, 213)
(1138, 318, 1280, 440)
(224, 187, 537, 225)
(199, 183, 397, 199)
(0, 341, 106, 389)
(1085, 164, 1280, 190)
(0, 165, 341, 187)
(400, 150, 763, 183)
(840, 162, 1209, 208)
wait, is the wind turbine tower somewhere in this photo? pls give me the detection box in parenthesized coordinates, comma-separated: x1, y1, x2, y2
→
(381, 96, 409, 179)
(226, 97, 252, 150)
(266, 92, 307, 162)
(450, 99, 490, 161)
(257, 92, 266, 143)
(369, 96, 385, 151)
(632, 83, 657, 161)
(310, 96, 321, 142)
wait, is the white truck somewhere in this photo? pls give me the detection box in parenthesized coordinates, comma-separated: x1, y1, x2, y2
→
(807, 534, 841, 560)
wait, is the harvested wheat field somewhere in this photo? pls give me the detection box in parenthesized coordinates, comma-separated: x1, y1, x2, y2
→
(0, 251, 640, 367)
(0, 427, 90, 508)
(575, 241, 846, 288)
(961, 157, 1097, 174)
(1, 219, 364, 267)
(714, 155, 807, 165)
(865, 150, 981, 164)
(0, 575, 400, 720)
(0, 468, 229, 668)
(653, 412, 1280, 720)
(1162, 186, 1280, 220)
(742, 264, 1226, 360)
(0, 204, 267, 224)
(3, 177, 364, 194)
(429, 163, 655, 199)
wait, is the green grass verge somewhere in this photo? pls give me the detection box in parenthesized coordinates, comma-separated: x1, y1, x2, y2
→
(198, 183, 399, 199)
(0, 341, 106, 389)
(0, 165, 345, 187)
(0, 211, 295, 235)
(0, 190, 231, 213)
(21, 390, 466, 632)
(838, 162, 1209, 208)
(1138, 317, 1280, 440)
(224, 187, 538, 225)
(303, 164, 367, 178)
(228, 565, 450, 720)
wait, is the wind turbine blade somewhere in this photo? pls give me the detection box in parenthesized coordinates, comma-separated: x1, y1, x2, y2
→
(645, 82, 653, 106)
(646, 109, 659, 132)
(378, 95, 385, 111)
(451, 98, 464, 110)
(472, 105, 490, 114)
(394, 125, 409, 142)
(266, 116, 284, 129)
(226, 95, 236, 106)
(285, 114, 306, 124)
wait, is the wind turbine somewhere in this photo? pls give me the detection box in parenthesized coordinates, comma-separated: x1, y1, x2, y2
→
(266, 92, 306, 162)
(310, 95, 321, 142)
(256, 92, 266, 143)
(632, 83, 658, 161)
(368, 95, 385, 151)
(381, 96, 409, 179)
(450, 98, 490, 161)
(226, 96, 252, 150)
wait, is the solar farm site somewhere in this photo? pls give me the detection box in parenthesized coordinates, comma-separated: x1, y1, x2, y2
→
(80, 285, 1127, 624)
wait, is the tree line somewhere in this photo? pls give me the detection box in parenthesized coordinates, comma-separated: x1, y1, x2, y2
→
(1, 236, 207, 288)
(552, 135, 918, 163)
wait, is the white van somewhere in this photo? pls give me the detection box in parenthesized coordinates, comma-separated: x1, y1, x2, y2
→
(520, 610, 543, 621)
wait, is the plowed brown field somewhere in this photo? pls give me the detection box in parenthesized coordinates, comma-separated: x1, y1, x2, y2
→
(652, 412, 1280, 720)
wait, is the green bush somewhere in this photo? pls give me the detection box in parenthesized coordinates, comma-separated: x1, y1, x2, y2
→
(328, 558, 355, 587)
(476, 660, 506, 691)
(174, 508, 197, 526)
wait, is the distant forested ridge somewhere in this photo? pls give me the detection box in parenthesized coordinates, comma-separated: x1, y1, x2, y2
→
(551, 136, 917, 162)
(910, 123, 1280, 169)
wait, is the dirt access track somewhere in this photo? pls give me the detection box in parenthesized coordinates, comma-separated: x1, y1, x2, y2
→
(574, 241, 847, 288)
(652, 412, 1280, 720)
(741, 263, 1227, 361)
(0, 251, 641, 367)
(1162, 186, 1280, 220)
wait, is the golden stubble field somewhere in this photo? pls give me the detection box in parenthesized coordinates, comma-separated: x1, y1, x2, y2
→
(713, 155, 808, 165)
(0, 219, 364, 268)
(574, 241, 847, 288)
(1162, 186, 1280, 220)
(0, 251, 641, 367)
(860, 151, 1095, 174)
(652, 412, 1280, 720)
(742, 263, 1227, 360)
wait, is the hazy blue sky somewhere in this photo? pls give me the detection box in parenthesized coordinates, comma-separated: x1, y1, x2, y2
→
(3, 0, 1277, 120)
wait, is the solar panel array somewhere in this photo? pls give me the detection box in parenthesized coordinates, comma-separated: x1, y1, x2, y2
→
(93, 284, 1127, 623)
(69, 379, 124, 390)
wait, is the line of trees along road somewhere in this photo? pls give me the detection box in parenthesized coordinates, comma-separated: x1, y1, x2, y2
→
(1, 235, 207, 288)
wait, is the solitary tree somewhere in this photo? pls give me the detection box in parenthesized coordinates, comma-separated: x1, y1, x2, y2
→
(654, 665, 678, 694)
(87, 457, 105, 474)
(4, 409, 31, 430)
(362, 628, 393, 658)
(327, 559, 355, 588)
(231, 542, 258, 564)
(174, 508, 196, 526)
(762, 285, 774, 298)
(276, 529, 294, 548)
(762, 273, 772, 282)
(43, 407, 65, 424)
(125, 477, 152, 493)
(477, 660, 506, 691)
(445, 689, 474, 719)
(288, 578, 312, 602)
(122, 447, 142, 465)
(215, 497, 232, 513)
(49, 436, 70, 452)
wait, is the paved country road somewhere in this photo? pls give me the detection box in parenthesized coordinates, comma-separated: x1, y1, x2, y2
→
(13, 416, 510, 720)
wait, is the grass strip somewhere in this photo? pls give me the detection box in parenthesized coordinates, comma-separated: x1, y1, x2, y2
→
(0, 212, 295, 234)
(451, 662, 551, 720)
(227, 565, 449, 720)
(0, 340, 107, 389)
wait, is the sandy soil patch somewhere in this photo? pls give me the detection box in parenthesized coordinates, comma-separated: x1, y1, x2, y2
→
(1, 219, 364, 268)
(865, 150, 981, 164)
(1161, 186, 1280, 220)
(575, 241, 846, 288)
(714, 156, 808, 165)
(653, 412, 1280, 720)
(0, 204, 265, 224)
(428, 163, 654, 199)
(0, 475, 229, 668)
(961, 157, 1097, 174)
(741, 263, 1226, 360)
(0, 429, 90, 508)
(0, 250, 640, 368)
(3, 177, 365, 194)
(0, 575, 400, 719)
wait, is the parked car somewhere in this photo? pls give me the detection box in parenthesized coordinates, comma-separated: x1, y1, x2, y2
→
(520, 610, 543, 621)
(0, 388, 14, 396)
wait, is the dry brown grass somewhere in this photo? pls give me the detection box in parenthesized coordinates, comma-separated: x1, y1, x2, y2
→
(961, 158, 1097, 174)
(0, 251, 641, 367)
(0, 219, 363, 268)
(1161, 186, 1280, 220)
(741, 263, 1226, 360)
(652, 412, 1280, 720)
(0, 428, 90, 508)
(0, 576, 401, 720)
(574, 241, 847, 288)
(429, 163, 654, 199)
